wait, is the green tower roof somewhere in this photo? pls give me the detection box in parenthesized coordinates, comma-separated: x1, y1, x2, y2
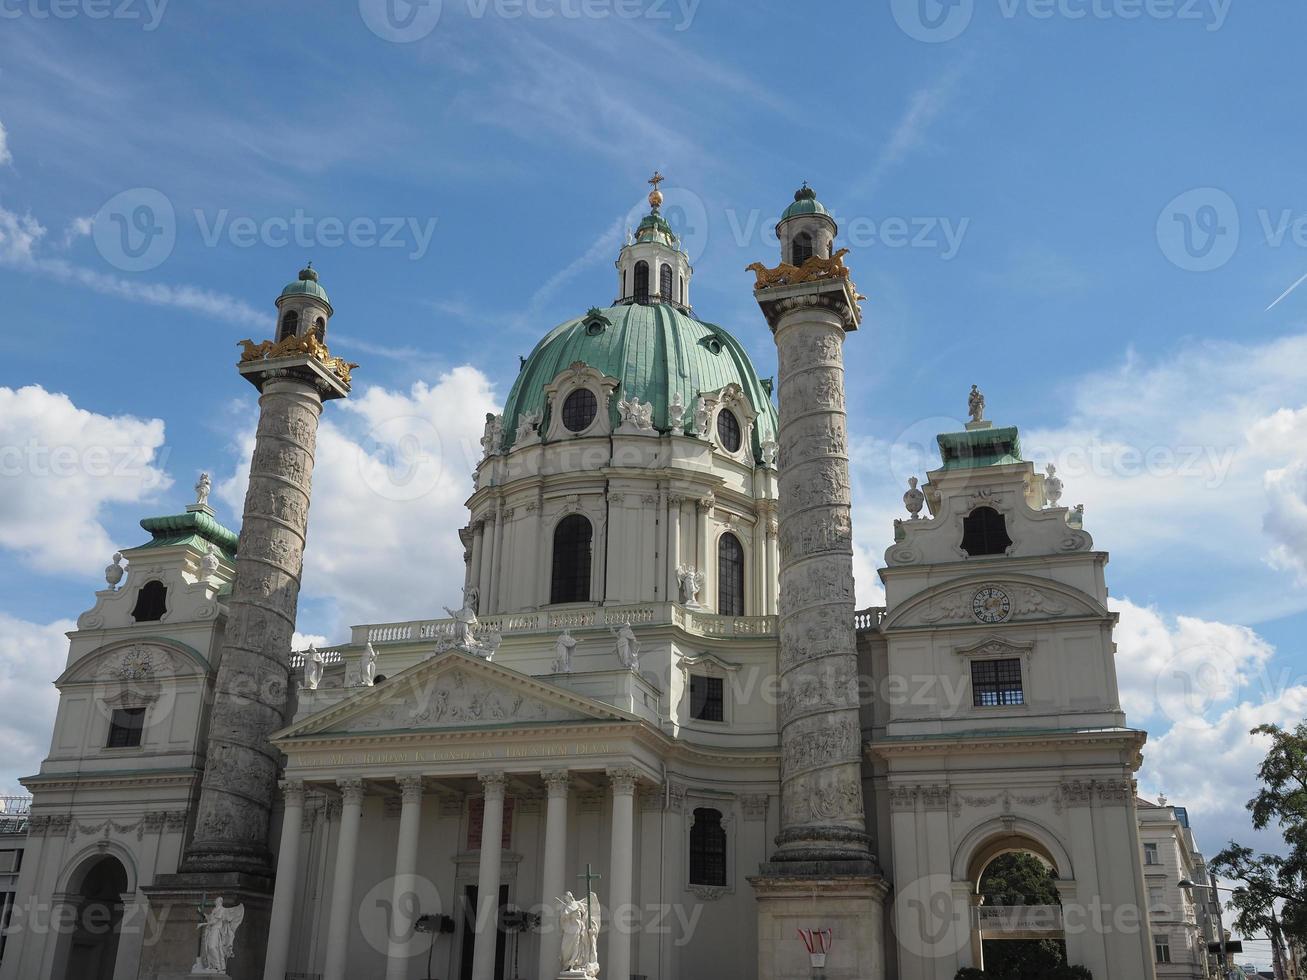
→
(779, 183, 832, 222)
(136, 510, 239, 560)
(936, 425, 1023, 470)
(279, 263, 330, 306)
(501, 303, 778, 459)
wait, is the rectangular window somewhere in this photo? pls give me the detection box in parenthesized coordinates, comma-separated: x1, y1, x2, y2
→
(106, 707, 146, 748)
(971, 658, 1024, 706)
(1155, 938, 1171, 964)
(0, 851, 19, 874)
(690, 676, 724, 722)
(0, 890, 13, 964)
(1149, 885, 1166, 912)
(1144, 842, 1160, 865)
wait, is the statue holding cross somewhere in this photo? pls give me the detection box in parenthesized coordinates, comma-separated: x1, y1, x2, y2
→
(556, 864, 602, 977)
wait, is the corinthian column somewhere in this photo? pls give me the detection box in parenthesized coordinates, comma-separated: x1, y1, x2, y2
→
(754, 253, 871, 867)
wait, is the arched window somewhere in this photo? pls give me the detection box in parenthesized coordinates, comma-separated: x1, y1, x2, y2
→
(689, 807, 727, 886)
(716, 410, 742, 453)
(561, 388, 598, 432)
(717, 532, 745, 616)
(791, 231, 813, 265)
(633, 261, 650, 304)
(277, 309, 299, 341)
(131, 580, 168, 622)
(313, 316, 326, 342)
(551, 514, 593, 604)
(961, 506, 1013, 557)
(659, 264, 673, 301)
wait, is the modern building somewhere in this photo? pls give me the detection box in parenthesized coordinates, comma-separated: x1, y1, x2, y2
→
(0, 179, 1163, 980)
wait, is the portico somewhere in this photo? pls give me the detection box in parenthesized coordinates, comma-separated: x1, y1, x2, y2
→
(263, 650, 663, 980)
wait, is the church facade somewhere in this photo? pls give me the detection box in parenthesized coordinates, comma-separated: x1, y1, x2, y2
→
(0, 179, 1159, 980)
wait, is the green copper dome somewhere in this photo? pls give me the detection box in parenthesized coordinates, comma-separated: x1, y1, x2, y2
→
(279, 263, 331, 306)
(779, 184, 832, 222)
(501, 303, 778, 459)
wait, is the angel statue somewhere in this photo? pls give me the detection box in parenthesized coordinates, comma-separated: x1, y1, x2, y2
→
(443, 595, 481, 651)
(967, 384, 986, 424)
(609, 620, 640, 671)
(361, 642, 378, 686)
(553, 629, 577, 673)
(194, 472, 212, 507)
(192, 896, 244, 975)
(303, 644, 324, 691)
(557, 890, 601, 978)
(676, 564, 704, 608)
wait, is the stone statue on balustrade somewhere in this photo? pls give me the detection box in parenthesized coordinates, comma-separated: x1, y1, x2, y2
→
(435, 592, 497, 660)
(361, 642, 377, 686)
(303, 644, 324, 691)
(609, 621, 640, 672)
(192, 896, 244, 976)
(676, 564, 703, 608)
(557, 890, 600, 978)
(553, 629, 577, 673)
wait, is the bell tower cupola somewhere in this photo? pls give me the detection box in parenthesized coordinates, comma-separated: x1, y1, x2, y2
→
(615, 171, 693, 312)
(776, 182, 837, 266)
(275, 262, 333, 343)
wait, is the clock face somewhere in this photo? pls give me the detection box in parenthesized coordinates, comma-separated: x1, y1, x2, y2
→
(972, 586, 1011, 624)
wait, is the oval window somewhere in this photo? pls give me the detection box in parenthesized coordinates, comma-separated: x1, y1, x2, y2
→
(716, 410, 742, 453)
(562, 388, 598, 432)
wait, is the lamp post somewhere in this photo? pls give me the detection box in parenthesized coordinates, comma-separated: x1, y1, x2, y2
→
(1178, 877, 1233, 980)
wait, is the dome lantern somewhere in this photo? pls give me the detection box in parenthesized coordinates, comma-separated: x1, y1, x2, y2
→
(274, 261, 333, 343)
(775, 182, 838, 267)
(615, 170, 693, 313)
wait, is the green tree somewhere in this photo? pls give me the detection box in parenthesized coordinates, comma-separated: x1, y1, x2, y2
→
(978, 853, 1067, 980)
(1209, 722, 1307, 948)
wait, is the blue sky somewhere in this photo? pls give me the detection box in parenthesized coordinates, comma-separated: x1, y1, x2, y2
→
(1, 0, 1305, 964)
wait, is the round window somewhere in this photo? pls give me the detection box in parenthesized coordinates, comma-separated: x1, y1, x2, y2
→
(562, 388, 598, 432)
(716, 410, 742, 453)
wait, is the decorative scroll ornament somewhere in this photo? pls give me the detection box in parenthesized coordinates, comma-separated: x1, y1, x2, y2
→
(237, 333, 357, 385)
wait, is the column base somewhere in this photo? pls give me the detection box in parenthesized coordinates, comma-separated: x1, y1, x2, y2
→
(138, 873, 273, 980)
(748, 871, 890, 980)
(768, 824, 876, 866)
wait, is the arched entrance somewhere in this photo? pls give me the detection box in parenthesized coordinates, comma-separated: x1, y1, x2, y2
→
(966, 834, 1068, 977)
(57, 854, 129, 980)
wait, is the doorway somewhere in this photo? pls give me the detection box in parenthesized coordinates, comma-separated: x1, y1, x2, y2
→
(59, 855, 128, 980)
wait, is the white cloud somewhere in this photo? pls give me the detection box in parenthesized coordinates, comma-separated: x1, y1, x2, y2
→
(0, 613, 75, 795)
(217, 368, 499, 640)
(291, 632, 329, 652)
(0, 120, 11, 167)
(61, 215, 93, 248)
(0, 201, 266, 327)
(0, 386, 171, 575)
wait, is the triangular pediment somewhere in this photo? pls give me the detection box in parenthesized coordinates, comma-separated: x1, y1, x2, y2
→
(275, 650, 636, 740)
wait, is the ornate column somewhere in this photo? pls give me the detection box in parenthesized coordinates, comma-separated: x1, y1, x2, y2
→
(606, 768, 639, 980)
(696, 495, 713, 604)
(471, 771, 506, 980)
(764, 509, 779, 616)
(262, 780, 307, 980)
(385, 776, 425, 980)
(467, 521, 485, 598)
(476, 514, 495, 611)
(754, 262, 870, 866)
(323, 778, 365, 980)
(488, 499, 506, 613)
(665, 495, 683, 602)
(537, 770, 570, 979)
(184, 306, 353, 878)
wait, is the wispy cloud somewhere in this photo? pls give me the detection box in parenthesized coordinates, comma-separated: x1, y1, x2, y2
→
(0, 120, 11, 167)
(0, 203, 265, 327)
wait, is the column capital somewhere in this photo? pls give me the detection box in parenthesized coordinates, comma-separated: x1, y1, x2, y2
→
(541, 769, 571, 798)
(279, 779, 306, 806)
(607, 767, 640, 796)
(697, 494, 715, 512)
(478, 770, 507, 800)
(396, 775, 425, 804)
(337, 777, 365, 805)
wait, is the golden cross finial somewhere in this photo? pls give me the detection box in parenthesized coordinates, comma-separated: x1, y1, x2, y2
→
(647, 170, 665, 210)
(648, 171, 664, 191)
